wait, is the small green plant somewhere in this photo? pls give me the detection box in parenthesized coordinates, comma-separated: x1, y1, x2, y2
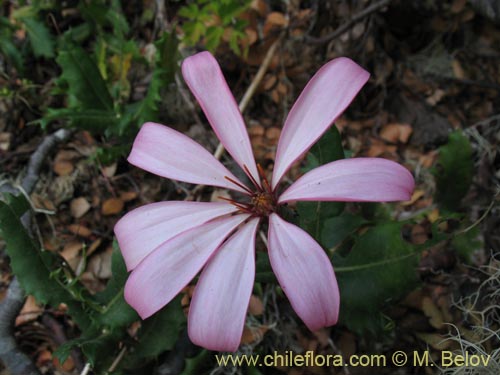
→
(178, 0, 250, 55)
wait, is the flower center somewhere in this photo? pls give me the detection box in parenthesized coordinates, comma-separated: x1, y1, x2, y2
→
(222, 164, 279, 217)
(250, 191, 276, 216)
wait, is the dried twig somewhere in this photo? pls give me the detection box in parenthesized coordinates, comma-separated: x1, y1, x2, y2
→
(304, 0, 391, 45)
(0, 128, 72, 375)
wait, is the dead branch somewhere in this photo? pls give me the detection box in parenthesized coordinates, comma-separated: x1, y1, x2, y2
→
(304, 0, 391, 45)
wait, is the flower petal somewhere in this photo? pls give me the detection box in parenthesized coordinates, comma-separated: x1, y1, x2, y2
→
(272, 57, 370, 189)
(182, 52, 260, 185)
(128, 122, 248, 193)
(124, 213, 250, 319)
(268, 214, 339, 330)
(188, 218, 259, 352)
(278, 158, 415, 203)
(115, 201, 237, 271)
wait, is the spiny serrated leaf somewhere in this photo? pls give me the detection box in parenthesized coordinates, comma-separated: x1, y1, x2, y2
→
(0, 195, 91, 330)
(297, 126, 345, 243)
(130, 31, 179, 126)
(93, 242, 138, 328)
(334, 222, 420, 334)
(322, 214, 367, 249)
(0, 17, 23, 71)
(130, 296, 185, 360)
(433, 131, 473, 211)
(56, 45, 113, 110)
(21, 17, 55, 58)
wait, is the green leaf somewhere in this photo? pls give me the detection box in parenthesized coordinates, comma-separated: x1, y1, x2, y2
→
(21, 17, 55, 58)
(451, 226, 482, 263)
(130, 297, 185, 360)
(0, 17, 24, 71)
(56, 44, 113, 110)
(93, 242, 138, 329)
(255, 250, 276, 283)
(180, 350, 209, 375)
(322, 214, 367, 249)
(433, 131, 473, 211)
(38, 108, 119, 132)
(297, 126, 345, 243)
(334, 222, 420, 334)
(0, 194, 91, 330)
(128, 31, 179, 128)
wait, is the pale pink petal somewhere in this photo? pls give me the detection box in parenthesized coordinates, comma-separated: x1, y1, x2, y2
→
(124, 214, 250, 319)
(114, 201, 237, 271)
(278, 158, 415, 204)
(128, 122, 248, 193)
(188, 218, 259, 352)
(272, 58, 370, 189)
(182, 52, 260, 185)
(268, 214, 339, 330)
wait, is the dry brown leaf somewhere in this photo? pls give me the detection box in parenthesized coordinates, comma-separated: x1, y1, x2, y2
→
(262, 74, 277, 91)
(263, 12, 287, 37)
(36, 349, 52, 367)
(427, 208, 440, 223)
(248, 295, 264, 316)
(31, 193, 56, 211)
(101, 197, 124, 216)
(250, 0, 268, 16)
(266, 12, 287, 26)
(102, 163, 117, 177)
(248, 124, 265, 137)
(0, 132, 11, 151)
(70, 197, 91, 218)
(452, 59, 466, 79)
(53, 150, 79, 176)
(53, 354, 75, 372)
(54, 160, 74, 176)
(86, 238, 102, 256)
(15, 295, 42, 326)
(380, 123, 413, 143)
(88, 246, 113, 279)
(60, 241, 82, 262)
(265, 127, 281, 142)
(366, 141, 397, 157)
(119, 191, 138, 202)
(422, 297, 444, 329)
(68, 224, 92, 238)
(240, 325, 269, 345)
(411, 224, 429, 245)
(402, 189, 425, 206)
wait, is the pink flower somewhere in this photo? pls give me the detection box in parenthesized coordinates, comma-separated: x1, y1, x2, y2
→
(115, 52, 414, 352)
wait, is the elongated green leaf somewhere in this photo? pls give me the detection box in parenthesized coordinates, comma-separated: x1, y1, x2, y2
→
(56, 45, 113, 110)
(130, 297, 185, 360)
(433, 131, 473, 210)
(94, 242, 138, 329)
(322, 214, 367, 249)
(297, 126, 345, 243)
(39, 108, 119, 132)
(129, 31, 179, 128)
(334, 222, 419, 334)
(0, 17, 23, 71)
(0, 194, 91, 330)
(21, 17, 54, 58)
